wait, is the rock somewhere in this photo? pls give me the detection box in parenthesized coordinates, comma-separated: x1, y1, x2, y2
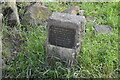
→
(0, 13, 2, 79)
(2, 3, 20, 26)
(6, 2, 20, 25)
(0, 4, 2, 13)
(62, 6, 85, 16)
(0, 13, 2, 27)
(62, 6, 80, 15)
(8, 12, 18, 27)
(22, 3, 52, 26)
(94, 25, 113, 34)
(2, 7, 19, 27)
(46, 12, 86, 66)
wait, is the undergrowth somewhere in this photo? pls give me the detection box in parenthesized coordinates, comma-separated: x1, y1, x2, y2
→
(2, 2, 119, 78)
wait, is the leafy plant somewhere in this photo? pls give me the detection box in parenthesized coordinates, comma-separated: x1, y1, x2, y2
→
(2, 2, 119, 79)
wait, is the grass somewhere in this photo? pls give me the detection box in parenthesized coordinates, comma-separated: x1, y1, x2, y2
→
(2, 2, 119, 78)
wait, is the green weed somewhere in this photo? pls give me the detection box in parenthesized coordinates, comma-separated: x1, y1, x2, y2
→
(2, 2, 119, 78)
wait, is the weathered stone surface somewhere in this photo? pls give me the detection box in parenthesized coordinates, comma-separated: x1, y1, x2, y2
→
(0, 13, 2, 27)
(1, 2, 20, 26)
(0, 13, 2, 80)
(22, 3, 52, 26)
(2, 7, 18, 26)
(0, 4, 2, 12)
(8, 12, 19, 26)
(62, 6, 80, 15)
(0, 4, 3, 27)
(94, 25, 113, 33)
(46, 12, 86, 65)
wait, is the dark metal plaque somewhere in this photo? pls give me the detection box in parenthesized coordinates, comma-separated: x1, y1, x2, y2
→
(49, 25, 76, 48)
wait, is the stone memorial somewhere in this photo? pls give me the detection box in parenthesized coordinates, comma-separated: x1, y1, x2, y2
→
(46, 12, 86, 65)
(62, 6, 80, 15)
(62, 6, 85, 16)
(22, 2, 51, 26)
(94, 25, 113, 34)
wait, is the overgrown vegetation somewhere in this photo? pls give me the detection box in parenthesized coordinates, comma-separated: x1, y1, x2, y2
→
(2, 2, 119, 78)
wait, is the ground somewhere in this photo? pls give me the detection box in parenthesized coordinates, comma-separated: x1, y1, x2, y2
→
(2, 2, 119, 78)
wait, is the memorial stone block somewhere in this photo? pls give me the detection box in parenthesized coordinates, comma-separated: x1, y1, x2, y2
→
(46, 12, 86, 64)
